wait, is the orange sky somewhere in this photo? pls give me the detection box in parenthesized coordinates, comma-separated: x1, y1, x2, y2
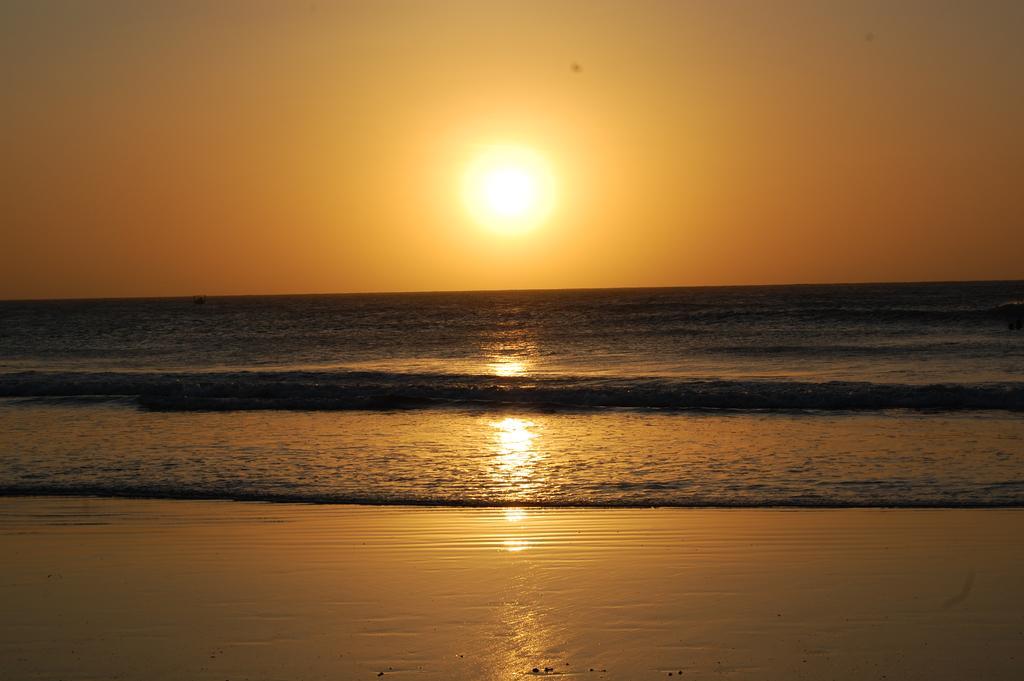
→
(2, 1, 1022, 299)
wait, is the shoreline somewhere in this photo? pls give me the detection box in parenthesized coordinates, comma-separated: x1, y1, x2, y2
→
(4, 277, 1022, 304)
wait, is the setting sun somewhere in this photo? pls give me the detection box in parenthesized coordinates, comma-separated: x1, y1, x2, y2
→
(462, 144, 556, 234)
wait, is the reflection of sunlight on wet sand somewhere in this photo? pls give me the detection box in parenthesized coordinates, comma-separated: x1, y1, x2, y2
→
(501, 507, 530, 551)
(478, 507, 555, 681)
(489, 418, 546, 499)
(495, 593, 552, 681)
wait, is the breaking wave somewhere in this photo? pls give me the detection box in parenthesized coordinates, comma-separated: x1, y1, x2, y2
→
(1, 370, 1022, 412)
(993, 301, 1024, 316)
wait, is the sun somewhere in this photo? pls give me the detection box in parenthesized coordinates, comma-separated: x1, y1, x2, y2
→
(463, 144, 556, 234)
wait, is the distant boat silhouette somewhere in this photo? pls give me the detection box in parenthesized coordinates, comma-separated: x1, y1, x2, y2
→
(192, 295, 207, 305)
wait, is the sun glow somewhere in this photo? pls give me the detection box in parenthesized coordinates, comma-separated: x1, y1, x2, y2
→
(463, 144, 556, 234)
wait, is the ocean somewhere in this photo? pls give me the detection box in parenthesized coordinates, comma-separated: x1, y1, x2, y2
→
(1, 280, 1022, 507)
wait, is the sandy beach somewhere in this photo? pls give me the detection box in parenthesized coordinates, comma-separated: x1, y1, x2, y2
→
(2, 497, 1021, 680)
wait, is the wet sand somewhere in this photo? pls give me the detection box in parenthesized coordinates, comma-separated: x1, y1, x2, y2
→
(1, 498, 1022, 680)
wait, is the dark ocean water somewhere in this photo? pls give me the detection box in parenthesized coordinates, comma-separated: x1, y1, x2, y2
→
(1, 281, 1022, 506)
(2, 280, 1023, 410)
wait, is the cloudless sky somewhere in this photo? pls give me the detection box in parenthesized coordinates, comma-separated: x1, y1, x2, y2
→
(2, 0, 1022, 299)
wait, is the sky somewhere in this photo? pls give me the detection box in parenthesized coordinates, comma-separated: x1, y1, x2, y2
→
(2, 0, 1022, 299)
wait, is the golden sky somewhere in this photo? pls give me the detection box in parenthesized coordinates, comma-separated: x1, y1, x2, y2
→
(2, 1, 1022, 299)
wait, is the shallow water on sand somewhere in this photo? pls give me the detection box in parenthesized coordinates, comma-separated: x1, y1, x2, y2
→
(1, 401, 1023, 506)
(1, 498, 1021, 681)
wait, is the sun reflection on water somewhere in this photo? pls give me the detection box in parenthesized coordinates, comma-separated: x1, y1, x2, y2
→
(491, 418, 541, 490)
(494, 417, 537, 450)
(488, 359, 528, 377)
(483, 323, 539, 378)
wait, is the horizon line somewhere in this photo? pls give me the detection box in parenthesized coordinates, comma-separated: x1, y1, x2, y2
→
(2, 277, 1022, 304)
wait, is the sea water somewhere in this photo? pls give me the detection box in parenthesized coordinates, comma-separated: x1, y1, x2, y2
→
(1, 281, 1022, 505)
